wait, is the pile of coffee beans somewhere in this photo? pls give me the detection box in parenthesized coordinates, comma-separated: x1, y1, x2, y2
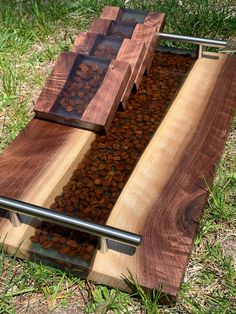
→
(93, 43, 118, 59)
(56, 62, 106, 115)
(31, 52, 194, 263)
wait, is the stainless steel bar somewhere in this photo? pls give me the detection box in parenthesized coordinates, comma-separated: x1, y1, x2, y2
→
(0, 196, 142, 247)
(158, 32, 227, 48)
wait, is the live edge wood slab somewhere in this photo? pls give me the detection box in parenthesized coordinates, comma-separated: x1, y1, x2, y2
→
(89, 18, 163, 86)
(72, 32, 146, 106)
(0, 52, 235, 299)
(88, 53, 236, 297)
(33, 53, 131, 133)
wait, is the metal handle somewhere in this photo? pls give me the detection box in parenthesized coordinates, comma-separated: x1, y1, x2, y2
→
(158, 32, 227, 58)
(0, 196, 142, 249)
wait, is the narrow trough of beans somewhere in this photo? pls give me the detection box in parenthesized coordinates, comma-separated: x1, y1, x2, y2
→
(30, 51, 194, 267)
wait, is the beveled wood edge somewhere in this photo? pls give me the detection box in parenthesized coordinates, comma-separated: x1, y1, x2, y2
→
(80, 59, 131, 132)
(116, 39, 146, 106)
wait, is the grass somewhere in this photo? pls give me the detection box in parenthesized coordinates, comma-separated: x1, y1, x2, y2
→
(0, 0, 235, 313)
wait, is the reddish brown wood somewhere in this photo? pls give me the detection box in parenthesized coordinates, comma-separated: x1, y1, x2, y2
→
(116, 38, 146, 105)
(101, 5, 120, 20)
(72, 32, 97, 55)
(132, 24, 158, 85)
(144, 12, 166, 30)
(34, 53, 131, 133)
(80, 59, 131, 131)
(138, 56, 236, 295)
(89, 17, 111, 35)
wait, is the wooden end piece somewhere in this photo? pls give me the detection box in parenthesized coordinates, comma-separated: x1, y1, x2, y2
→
(34, 53, 131, 133)
(80, 59, 131, 132)
(101, 5, 120, 20)
(116, 38, 146, 107)
(132, 24, 158, 87)
(89, 17, 111, 35)
(72, 32, 97, 54)
(144, 12, 166, 31)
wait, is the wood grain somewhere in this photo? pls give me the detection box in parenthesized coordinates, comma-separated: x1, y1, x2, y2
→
(88, 54, 236, 297)
(35, 52, 77, 113)
(72, 32, 97, 54)
(80, 59, 131, 132)
(89, 17, 111, 35)
(34, 53, 131, 133)
(144, 12, 166, 30)
(116, 38, 146, 106)
(132, 24, 159, 87)
(100, 5, 120, 20)
(0, 118, 95, 257)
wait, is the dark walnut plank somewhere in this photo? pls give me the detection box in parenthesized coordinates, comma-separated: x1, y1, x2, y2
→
(89, 54, 236, 298)
(34, 53, 131, 133)
(0, 119, 95, 202)
(101, 5, 165, 30)
(0, 118, 95, 256)
(72, 32, 146, 107)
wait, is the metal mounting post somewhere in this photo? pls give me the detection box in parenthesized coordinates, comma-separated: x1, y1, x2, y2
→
(9, 212, 22, 227)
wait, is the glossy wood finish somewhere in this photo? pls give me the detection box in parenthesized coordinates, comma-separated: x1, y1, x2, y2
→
(72, 32, 146, 107)
(89, 54, 236, 297)
(34, 53, 131, 133)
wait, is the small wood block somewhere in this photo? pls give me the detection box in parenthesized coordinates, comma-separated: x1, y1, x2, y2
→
(132, 24, 158, 87)
(72, 32, 146, 107)
(34, 53, 131, 133)
(101, 6, 165, 31)
(116, 38, 146, 106)
(100, 5, 120, 20)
